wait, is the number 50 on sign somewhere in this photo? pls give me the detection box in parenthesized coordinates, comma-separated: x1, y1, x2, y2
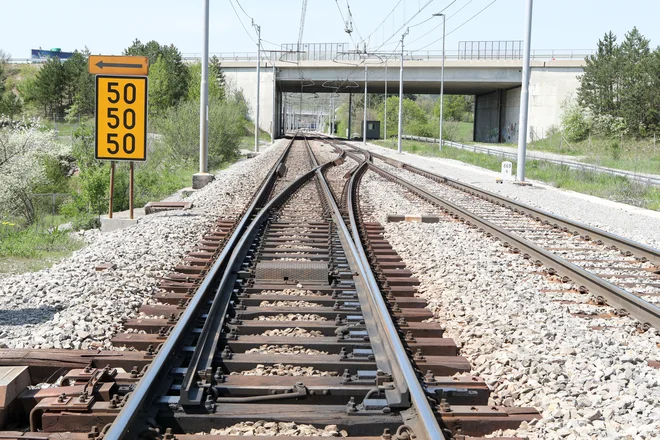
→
(95, 76, 148, 161)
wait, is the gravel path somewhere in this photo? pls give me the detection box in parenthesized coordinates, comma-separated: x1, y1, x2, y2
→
(0, 141, 288, 350)
(354, 141, 660, 249)
(360, 180, 660, 439)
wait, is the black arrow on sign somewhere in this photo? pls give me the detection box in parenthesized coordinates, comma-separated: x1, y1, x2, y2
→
(96, 60, 143, 69)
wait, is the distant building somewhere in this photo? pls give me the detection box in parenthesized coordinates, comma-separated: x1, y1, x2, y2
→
(360, 121, 381, 140)
(31, 48, 75, 61)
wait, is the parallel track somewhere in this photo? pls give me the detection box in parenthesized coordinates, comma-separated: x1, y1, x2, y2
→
(329, 138, 660, 331)
(0, 135, 544, 440)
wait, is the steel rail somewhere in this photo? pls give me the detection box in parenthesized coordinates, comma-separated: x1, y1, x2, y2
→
(304, 138, 446, 440)
(358, 158, 660, 330)
(356, 144, 660, 266)
(179, 165, 321, 404)
(302, 136, 408, 407)
(104, 138, 296, 440)
(346, 162, 446, 440)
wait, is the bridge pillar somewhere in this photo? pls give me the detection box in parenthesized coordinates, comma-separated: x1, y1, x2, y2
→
(474, 88, 521, 144)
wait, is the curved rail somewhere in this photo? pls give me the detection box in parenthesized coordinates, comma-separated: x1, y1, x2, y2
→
(338, 141, 660, 330)
(354, 143, 660, 266)
(105, 138, 297, 440)
(303, 136, 446, 440)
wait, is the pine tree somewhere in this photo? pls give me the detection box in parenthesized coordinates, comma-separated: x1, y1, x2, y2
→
(578, 31, 620, 117)
(618, 27, 653, 135)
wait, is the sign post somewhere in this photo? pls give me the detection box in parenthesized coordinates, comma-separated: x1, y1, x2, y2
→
(109, 162, 115, 218)
(90, 56, 148, 221)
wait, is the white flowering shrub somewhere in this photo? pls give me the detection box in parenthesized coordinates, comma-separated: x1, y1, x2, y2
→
(0, 117, 70, 223)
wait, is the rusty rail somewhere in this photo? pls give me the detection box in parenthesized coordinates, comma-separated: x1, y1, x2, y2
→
(340, 141, 660, 331)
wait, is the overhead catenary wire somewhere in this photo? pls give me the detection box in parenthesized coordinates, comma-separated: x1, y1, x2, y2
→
(414, 0, 498, 51)
(363, 0, 403, 45)
(371, 0, 436, 52)
(406, 0, 475, 46)
(229, 0, 256, 44)
(334, 0, 359, 49)
(346, 1, 365, 45)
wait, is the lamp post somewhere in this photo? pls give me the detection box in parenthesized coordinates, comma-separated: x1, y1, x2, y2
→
(384, 59, 387, 140)
(433, 13, 446, 150)
(397, 28, 409, 154)
(516, 0, 534, 181)
(253, 21, 261, 152)
(192, 0, 214, 190)
(363, 63, 368, 144)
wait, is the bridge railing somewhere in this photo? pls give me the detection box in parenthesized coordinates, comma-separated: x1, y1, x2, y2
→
(177, 48, 594, 63)
(9, 49, 595, 64)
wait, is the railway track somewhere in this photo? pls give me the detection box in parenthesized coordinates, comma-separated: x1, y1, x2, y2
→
(0, 135, 540, 440)
(326, 137, 660, 332)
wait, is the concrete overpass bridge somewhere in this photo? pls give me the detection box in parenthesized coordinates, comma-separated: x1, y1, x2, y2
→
(220, 54, 585, 143)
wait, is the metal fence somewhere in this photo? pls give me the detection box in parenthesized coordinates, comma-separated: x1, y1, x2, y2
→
(458, 40, 523, 60)
(401, 135, 660, 187)
(1, 193, 74, 232)
(11, 46, 594, 65)
(174, 48, 594, 63)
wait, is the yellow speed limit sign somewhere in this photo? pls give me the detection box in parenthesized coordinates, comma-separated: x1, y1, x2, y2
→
(95, 75, 148, 161)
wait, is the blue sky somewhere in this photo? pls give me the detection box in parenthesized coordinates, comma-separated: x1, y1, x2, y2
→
(2, 0, 658, 59)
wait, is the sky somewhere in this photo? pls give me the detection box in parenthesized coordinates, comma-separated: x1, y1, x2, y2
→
(1, 0, 659, 59)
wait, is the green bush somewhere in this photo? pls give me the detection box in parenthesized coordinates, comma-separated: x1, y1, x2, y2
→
(560, 99, 590, 142)
(70, 213, 100, 230)
(156, 96, 244, 168)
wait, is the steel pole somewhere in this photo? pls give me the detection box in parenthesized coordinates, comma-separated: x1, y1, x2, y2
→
(199, 0, 209, 173)
(363, 63, 368, 144)
(348, 93, 352, 139)
(516, 0, 534, 181)
(331, 95, 335, 135)
(271, 65, 276, 143)
(438, 14, 446, 150)
(254, 25, 261, 152)
(384, 60, 388, 140)
(397, 33, 407, 153)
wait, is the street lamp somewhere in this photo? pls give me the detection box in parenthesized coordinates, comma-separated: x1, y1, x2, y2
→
(397, 28, 409, 154)
(433, 12, 446, 151)
(252, 20, 261, 152)
(363, 62, 368, 144)
(516, 0, 534, 181)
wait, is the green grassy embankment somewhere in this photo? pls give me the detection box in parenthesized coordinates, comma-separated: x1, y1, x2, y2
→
(373, 139, 660, 211)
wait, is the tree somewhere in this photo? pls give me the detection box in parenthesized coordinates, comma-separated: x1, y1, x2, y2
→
(618, 27, 654, 135)
(0, 51, 22, 118)
(63, 49, 95, 119)
(377, 96, 429, 138)
(434, 95, 472, 122)
(577, 27, 660, 137)
(578, 31, 620, 118)
(124, 39, 190, 113)
(156, 95, 244, 168)
(186, 62, 226, 102)
(0, 119, 68, 223)
(32, 58, 66, 117)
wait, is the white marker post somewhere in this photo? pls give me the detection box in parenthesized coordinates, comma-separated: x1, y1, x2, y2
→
(501, 161, 513, 181)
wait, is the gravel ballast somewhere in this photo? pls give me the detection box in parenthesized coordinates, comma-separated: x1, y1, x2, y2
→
(0, 141, 288, 350)
(359, 175, 660, 439)
(201, 421, 347, 437)
(355, 141, 660, 249)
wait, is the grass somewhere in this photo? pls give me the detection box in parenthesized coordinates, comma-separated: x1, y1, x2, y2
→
(0, 221, 84, 276)
(238, 122, 272, 151)
(477, 132, 660, 176)
(451, 121, 474, 144)
(373, 139, 660, 211)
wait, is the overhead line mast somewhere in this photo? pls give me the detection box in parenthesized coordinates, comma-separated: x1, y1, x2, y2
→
(298, 0, 308, 48)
